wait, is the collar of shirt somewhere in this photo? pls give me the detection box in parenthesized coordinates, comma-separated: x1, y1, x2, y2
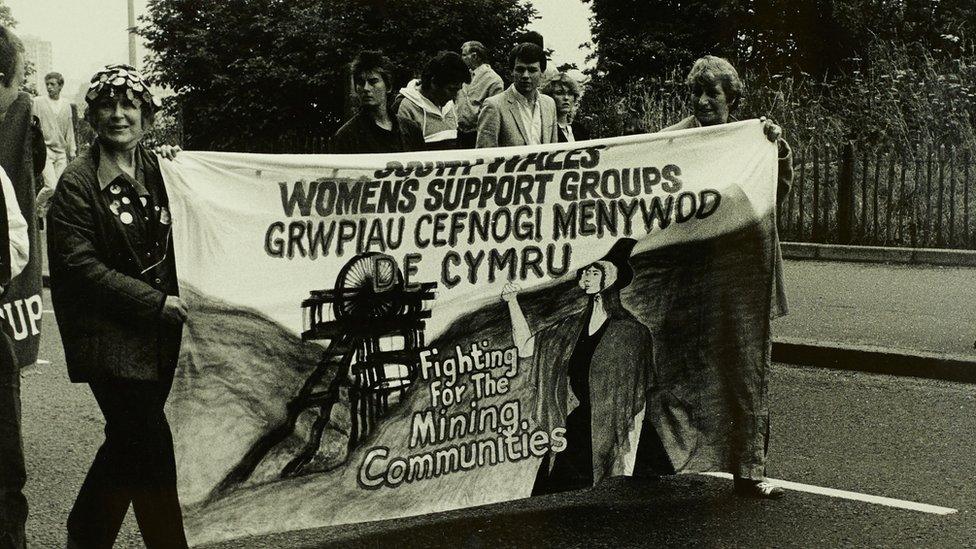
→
(559, 122, 576, 142)
(511, 85, 542, 144)
(97, 148, 149, 196)
(512, 86, 539, 110)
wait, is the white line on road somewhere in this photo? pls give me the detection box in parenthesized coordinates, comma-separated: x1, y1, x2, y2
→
(699, 472, 958, 515)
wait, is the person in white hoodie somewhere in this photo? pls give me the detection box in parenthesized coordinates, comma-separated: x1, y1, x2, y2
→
(395, 51, 470, 151)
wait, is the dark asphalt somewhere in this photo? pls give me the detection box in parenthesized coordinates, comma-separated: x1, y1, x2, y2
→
(21, 288, 975, 548)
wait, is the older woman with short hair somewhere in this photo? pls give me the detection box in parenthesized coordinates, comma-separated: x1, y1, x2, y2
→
(542, 72, 590, 142)
(651, 55, 791, 500)
(663, 55, 792, 202)
(48, 63, 189, 548)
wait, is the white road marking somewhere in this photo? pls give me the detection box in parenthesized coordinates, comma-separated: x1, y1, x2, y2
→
(699, 472, 957, 515)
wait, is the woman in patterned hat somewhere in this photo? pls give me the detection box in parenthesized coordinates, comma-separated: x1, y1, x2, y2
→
(47, 64, 189, 548)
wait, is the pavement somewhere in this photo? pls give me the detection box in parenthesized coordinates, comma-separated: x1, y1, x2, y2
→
(772, 257, 976, 381)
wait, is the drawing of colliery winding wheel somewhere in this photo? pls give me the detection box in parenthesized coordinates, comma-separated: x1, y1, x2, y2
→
(212, 252, 438, 491)
(333, 251, 405, 319)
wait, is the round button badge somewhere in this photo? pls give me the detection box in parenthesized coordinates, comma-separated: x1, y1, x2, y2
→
(120, 212, 133, 225)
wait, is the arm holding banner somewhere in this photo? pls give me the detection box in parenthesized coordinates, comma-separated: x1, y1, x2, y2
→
(47, 175, 169, 323)
(776, 138, 793, 206)
(759, 116, 793, 205)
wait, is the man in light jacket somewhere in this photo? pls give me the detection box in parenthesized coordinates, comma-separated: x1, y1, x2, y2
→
(476, 42, 557, 148)
(33, 71, 76, 217)
(395, 51, 470, 151)
(456, 41, 503, 148)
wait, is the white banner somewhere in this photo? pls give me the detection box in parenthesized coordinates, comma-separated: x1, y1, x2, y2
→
(160, 120, 779, 546)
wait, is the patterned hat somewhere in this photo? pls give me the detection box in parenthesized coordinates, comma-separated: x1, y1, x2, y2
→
(85, 64, 162, 110)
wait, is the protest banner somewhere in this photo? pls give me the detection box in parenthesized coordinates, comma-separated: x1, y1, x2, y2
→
(160, 119, 782, 545)
(0, 93, 44, 367)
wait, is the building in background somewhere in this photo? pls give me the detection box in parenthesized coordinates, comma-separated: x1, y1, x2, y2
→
(21, 35, 53, 92)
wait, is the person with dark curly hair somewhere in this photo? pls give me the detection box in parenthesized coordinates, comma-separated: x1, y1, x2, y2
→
(395, 51, 470, 151)
(329, 50, 402, 154)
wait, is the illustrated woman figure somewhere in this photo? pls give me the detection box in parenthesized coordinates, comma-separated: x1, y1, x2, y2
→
(502, 238, 654, 494)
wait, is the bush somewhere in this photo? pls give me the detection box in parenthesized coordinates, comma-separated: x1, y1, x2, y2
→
(579, 36, 976, 154)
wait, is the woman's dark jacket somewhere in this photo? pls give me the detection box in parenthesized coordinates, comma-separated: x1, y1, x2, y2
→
(328, 110, 402, 154)
(557, 122, 590, 143)
(47, 142, 181, 382)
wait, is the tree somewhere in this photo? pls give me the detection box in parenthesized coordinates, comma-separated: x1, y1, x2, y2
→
(0, 1, 16, 28)
(141, 0, 536, 151)
(583, 0, 748, 86)
(584, 0, 976, 85)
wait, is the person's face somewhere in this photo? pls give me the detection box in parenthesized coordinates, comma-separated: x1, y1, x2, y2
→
(512, 59, 542, 95)
(91, 94, 145, 151)
(691, 76, 730, 126)
(461, 45, 478, 70)
(551, 84, 577, 116)
(356, 69, 388, 110)
(432, 80, 464, 107)
(578, 266, 604, 295)
(45, 78, 63, 99)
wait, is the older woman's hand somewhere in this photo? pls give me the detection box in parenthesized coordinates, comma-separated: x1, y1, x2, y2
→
(759, 116, 782, 143)
(155, 144, 182, 161)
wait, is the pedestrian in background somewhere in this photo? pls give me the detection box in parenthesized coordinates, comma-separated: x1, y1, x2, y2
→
(328, 51, 402, 154)
(33, 71, 76, 218)
(647, 55, 791, 500)
(395, 51, 470, 151)
(542, 72, 590, 143)
(0, 25, 36, 549)
(47, 63, 189, 548)
(455, 41, 503, 148)
(476, 42, 557, 148)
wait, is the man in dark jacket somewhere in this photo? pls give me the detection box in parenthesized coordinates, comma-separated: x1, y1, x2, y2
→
(47, 64, 189, 548)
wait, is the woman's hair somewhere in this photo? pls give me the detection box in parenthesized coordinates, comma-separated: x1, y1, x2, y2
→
(542, 72, 582, 100)
(351, 50, 395, 90)
(686, 55, 745, 111)
(421, 51, 470, 90)
(0, 25, 22, 88)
